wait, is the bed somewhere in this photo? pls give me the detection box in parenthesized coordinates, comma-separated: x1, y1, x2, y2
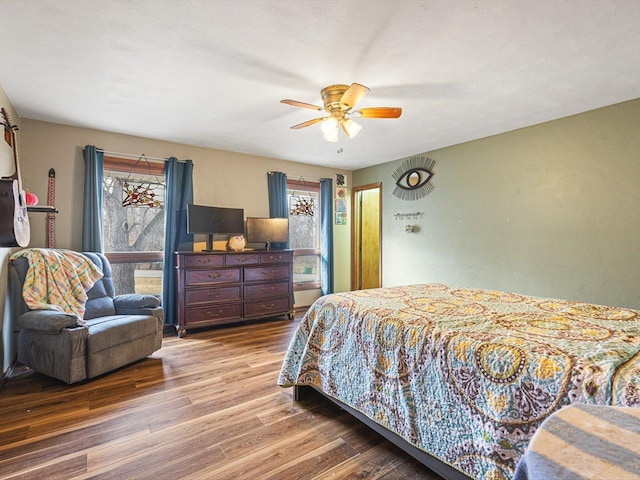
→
(277, 284, 640, 480)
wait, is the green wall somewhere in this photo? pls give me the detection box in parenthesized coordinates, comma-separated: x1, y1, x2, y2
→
(354, 98, 640, 309)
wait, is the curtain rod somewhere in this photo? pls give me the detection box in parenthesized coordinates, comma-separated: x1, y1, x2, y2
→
(268, 171, 328, 183)
(290, 177, 323, 183)
(98, 150, 167, 163)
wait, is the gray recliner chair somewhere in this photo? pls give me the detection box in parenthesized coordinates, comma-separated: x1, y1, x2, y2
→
(11, 251, 163, 384)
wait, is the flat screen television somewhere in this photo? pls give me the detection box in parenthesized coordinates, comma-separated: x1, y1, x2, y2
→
(187, 204, 244, 251)
(245, 217, 289, 251)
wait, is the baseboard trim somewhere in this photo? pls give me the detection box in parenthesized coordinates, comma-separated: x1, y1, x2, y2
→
(163, 324, 176, 335)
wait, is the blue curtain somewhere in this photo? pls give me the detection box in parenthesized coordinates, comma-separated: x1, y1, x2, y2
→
(162, 157, 194, 325)
(267, 171, 289, 250)
(320, 178, 334, 295)
(82, 145, 104, 252)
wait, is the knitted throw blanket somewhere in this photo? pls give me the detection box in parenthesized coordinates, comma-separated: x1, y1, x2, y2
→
(11, 248, 104, 320)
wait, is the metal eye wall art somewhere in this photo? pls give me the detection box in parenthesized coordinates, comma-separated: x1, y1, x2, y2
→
(391, 155, 436, 201)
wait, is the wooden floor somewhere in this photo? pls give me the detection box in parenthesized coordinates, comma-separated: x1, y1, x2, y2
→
(0, 316, 444, 480)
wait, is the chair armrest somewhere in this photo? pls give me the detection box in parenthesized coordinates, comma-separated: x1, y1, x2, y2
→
(17, 310, 82, 333)
(113, 294, 161, 315)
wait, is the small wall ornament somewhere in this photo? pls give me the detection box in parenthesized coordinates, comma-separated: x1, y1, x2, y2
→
(122, 181, 163, 207)
(289, 194, 315, 216)
(122, 154, 164, 208)
(391, 155, 436, 201)
(289, 177, 316, 217)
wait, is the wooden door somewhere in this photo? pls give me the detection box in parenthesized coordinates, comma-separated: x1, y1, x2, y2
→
(351, 183, 381, 290)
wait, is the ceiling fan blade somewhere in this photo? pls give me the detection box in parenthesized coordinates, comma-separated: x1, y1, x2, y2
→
(290, 117, 327, 129)
(339, 83, 369, 109)
(355, 107, 403, 118)
(281, 99, 323, 111)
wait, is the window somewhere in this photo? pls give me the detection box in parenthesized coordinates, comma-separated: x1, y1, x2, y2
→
(287, 180, 321, 290)
(102, 156, 165, 295)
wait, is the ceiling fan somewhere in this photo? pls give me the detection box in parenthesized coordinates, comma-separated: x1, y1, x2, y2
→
(281, 83, 402, 142)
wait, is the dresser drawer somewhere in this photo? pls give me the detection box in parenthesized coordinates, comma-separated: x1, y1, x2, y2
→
(186, 303, 242, 325)
(186, 286, 241, 304)
(244, 297, 291, 318)
(226, 253, 260, 266)
(244, 281, 290, 299)
(180, 254, 225, 268)
(260, 251, 292, 264)
(186, 267, 241, 286)
(244, 265, 290, 282)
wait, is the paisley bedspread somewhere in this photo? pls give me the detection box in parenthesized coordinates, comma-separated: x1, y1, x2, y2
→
(277, 284, 640, 480)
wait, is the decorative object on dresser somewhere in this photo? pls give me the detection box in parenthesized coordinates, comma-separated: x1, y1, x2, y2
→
(175, 250, 294, 337)
(226, 234, 246, 251)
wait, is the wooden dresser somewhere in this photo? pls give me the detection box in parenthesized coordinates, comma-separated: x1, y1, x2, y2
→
(175, 250, 294, 337)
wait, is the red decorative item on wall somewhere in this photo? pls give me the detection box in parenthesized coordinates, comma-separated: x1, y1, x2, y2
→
(25, 192, 39, 205)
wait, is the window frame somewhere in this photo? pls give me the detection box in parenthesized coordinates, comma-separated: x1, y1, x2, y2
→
(287, 179, 321, 291)
(102, 156, 166, 266)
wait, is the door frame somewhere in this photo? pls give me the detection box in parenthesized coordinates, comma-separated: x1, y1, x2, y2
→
(351, 182, 382, 291)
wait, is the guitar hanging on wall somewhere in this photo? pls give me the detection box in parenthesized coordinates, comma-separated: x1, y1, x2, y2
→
(0, 108, 30, 247)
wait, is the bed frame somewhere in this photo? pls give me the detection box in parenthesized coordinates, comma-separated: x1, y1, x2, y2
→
(294, 385, 472, 480)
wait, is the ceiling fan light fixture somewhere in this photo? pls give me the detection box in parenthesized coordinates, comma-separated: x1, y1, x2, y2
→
(321, 117, 339, 142)
(281, 82, 401, 142)
(340, 118, 362, 139)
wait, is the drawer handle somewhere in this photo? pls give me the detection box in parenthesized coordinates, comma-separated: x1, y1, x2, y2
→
(208, 273, 221, 279)
(208, 292, 220, 298)
(236, 257, 250, 263)
(269, 255, 283, 261)
(262, 270, 276, 276)
(207, 309, 223, 317)
(197, 259, 212, 264)
(262, 287, 275, 293)
(261, 303, 275, 310)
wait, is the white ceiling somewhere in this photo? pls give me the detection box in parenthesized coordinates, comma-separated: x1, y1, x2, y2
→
(1, 0, 639, 170)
